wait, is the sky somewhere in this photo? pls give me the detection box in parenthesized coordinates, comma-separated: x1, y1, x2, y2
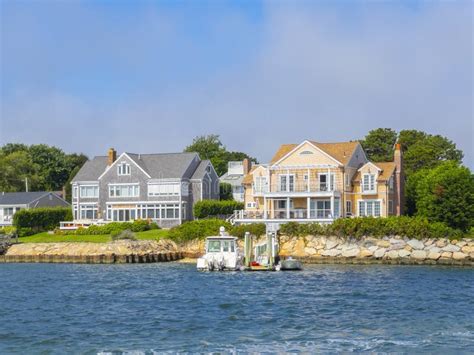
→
(1, 0, 473, 167)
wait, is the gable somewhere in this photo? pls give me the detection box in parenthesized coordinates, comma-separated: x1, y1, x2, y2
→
(275, 141, 341, 166)
(99, 153, 151, 181)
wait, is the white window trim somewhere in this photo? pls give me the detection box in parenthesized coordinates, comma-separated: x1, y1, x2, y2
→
(278, 174, 295, 192)
(361, 173, 377, 193)
(318, 173, 335, 191)
(357, 199, 382, 217)
(346, 200, 352, 216)
(109, 183, 140, 198)
(79, 185, 99, 198)
(117, 162, 131, 176)
(147, 183, 181, 197)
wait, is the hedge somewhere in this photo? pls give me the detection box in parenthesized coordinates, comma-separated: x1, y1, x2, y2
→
(193, 200, 244, 219)
(279, 216, 465, 240)
(55, 220, 159, 236)
(167, 219, 266, 243)
(13, 207, 73, 237)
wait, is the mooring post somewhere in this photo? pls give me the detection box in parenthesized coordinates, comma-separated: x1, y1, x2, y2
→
(244, 232, 251, 267)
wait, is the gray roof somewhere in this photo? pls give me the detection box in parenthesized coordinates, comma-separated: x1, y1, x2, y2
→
(191, 160, 211, 180)
(219, 172, 244, 187)
(72, 152, 202, 182)
(0, 191, 57, 205)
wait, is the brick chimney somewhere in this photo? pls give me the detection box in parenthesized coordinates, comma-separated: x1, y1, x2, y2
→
(242, 158, 252, 175)
(394, 143, 404, 215)
(108, 148, 117, 166)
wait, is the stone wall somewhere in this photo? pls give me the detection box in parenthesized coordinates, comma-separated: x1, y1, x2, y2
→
(1, 239, 182, 264)
(181, 235, 474, 266)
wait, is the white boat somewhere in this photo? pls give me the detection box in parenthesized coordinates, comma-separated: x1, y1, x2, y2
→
(197, 227, 243, 271)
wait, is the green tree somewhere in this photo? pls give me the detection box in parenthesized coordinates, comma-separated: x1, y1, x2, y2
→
(360, 128, 397, 162)
(184, 134, 257, 176)
(219, 182, 234, 200)
(402, 134, 463, 177)
(415, 161, 473, 231)
(0, 150, 42, 192)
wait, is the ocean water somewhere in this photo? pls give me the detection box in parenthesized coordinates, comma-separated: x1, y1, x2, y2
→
(0, 263, 473, 354)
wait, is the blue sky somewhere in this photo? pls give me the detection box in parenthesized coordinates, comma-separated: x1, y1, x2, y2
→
(1, 0, 472, 167)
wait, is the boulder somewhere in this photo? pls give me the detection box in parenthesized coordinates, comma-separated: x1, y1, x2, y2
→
(440, 252, 452, 259)
(461, 246, 474, 254)
(427, 252, 441, 260)
(443, 244, 460, 253)
(411, 250, 427, 260)
(426, 246, 441, 253)
(386, 250, 399, 259)
(407, 239, 425, 250)
(377, 240, 391, 248)
(373, 248, 386, 258)
(452, 252, 467, 260)
(359, 249, 373, 258)
(341, 248, 360, 258)
(325, 239, 339, 250)
(304, 247, 317, 255)
(322, 249, 341, 257)
(398, 249, 411, 258)
(436, 239, 447, 248)
(368, 245, 379, 252)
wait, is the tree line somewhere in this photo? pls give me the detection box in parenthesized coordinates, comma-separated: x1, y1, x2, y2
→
(1, 129, 472, 231)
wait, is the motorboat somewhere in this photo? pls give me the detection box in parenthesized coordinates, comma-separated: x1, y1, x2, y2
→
(196, 227, 243, 271)
(280, 256, 303, 271)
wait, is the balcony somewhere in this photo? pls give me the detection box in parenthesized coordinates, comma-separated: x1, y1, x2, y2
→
(253, 182, 339, 196)
(231, 209, 335, 223)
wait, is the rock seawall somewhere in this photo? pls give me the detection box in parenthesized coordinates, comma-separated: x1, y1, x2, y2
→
(181, 235, 474, 266)
(1, 240, 182, 264)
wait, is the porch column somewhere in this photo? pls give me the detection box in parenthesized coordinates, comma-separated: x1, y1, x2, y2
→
(328, 167, 331, 191)
(330, 194, 334, 220)
(287, 169, 290, 191)
(286, 197, 290, 219)
(307, 197, 311, 219)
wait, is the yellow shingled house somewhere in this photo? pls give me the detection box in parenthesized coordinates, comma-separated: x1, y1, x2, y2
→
(232, 140, 404, 225)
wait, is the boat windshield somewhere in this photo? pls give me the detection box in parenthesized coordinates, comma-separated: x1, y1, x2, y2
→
(223, 240, 235, 252)
(207, 240, 221, 252)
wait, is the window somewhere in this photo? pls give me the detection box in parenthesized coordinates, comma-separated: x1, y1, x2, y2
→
(358, 200, 381, 217)
(73, 186, 78, 198)
(148, 184, 180, 196)
(276, 199, 293, 210)
(109, 184, 139, 198)
(254, 177, 267, 193)
(345, 174, 350, 187)
(362, 174, 376, 192)
(279, 175, 294, 192)
(80, 204, 98, 220)
(246, 202, 256, 208)
(319, 173, 335, 191)
(388, 200, 394, 214)
(334, 198, 340, 218)
(346, 201, 352, 216)
(300, 150, 314, 155)
(80, 185, 98, 198)
(207, 241, 221, 252)
(117, 162, 131, 176)
(389, 177, 394, 190)
(315, 200, 331, 218)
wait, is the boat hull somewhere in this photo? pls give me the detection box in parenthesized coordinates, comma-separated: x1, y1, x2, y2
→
(280, 259, 303, 271)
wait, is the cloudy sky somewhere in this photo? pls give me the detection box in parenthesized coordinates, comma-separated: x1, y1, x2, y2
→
(1, 0, 472, 167)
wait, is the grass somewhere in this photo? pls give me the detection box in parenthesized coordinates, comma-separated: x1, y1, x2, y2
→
(18, 229, 170, 244)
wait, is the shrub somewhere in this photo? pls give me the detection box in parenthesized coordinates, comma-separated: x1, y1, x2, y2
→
(231, 223, 266, 238)
(168, 219, 232, 243)
(0, 226, 17, 235)
(193, 200, 244, 219)
(112, 229, 137, 241)
(219, 182, 234, 200)
(13, 207, 72, 237)
(279, 217, 463, 240)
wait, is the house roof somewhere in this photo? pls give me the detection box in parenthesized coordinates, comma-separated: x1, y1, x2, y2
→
(191, 160, 211, 180)
(72, 152, 201, 182)
(0, 191, 59, 205)
(353, 161, 396, 182)
(242, 165, 262, 185)
(220, 172, 244, 187)
(270, 141, 361, 165)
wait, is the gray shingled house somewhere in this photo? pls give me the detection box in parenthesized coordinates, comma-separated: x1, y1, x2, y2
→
(71, 148, 219, 228)
(0, 191, 69, 226)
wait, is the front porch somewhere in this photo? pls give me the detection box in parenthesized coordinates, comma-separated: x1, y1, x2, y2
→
(233, 196, 341, 224)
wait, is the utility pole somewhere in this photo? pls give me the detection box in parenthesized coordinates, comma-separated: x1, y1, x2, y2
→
(25, 177, 28, 192)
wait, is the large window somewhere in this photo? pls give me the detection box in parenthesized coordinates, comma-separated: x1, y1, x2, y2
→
(109, 184, 139, 197)
(253, 176, 267, 193)
(148, 184, 180, 196)
(315, 200, 331, 218)
(117, 162, 131, 176)
(358, 200, 381, 217)
(362, 174, 376, 193)
(73, 186, 78, 198)
(80, 185, 99, 198)
(319, 173, 335, 191)
(80, 204, 98, 219)
(278, 175, 294, 192)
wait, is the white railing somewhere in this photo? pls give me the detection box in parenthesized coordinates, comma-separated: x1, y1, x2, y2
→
(253, 182, 339, 194)
(232, 209, 334, 221)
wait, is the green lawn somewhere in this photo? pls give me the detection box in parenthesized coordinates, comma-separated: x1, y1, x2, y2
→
(18, 229, 170, 243)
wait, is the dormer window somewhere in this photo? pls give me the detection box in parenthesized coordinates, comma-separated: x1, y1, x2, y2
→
(362, 173, 376, 193)
(300, 150, 314, 155)
(117, 162, 130, 176)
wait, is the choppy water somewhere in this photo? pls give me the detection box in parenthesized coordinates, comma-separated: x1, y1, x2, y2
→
(0, 263, 473, 353)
